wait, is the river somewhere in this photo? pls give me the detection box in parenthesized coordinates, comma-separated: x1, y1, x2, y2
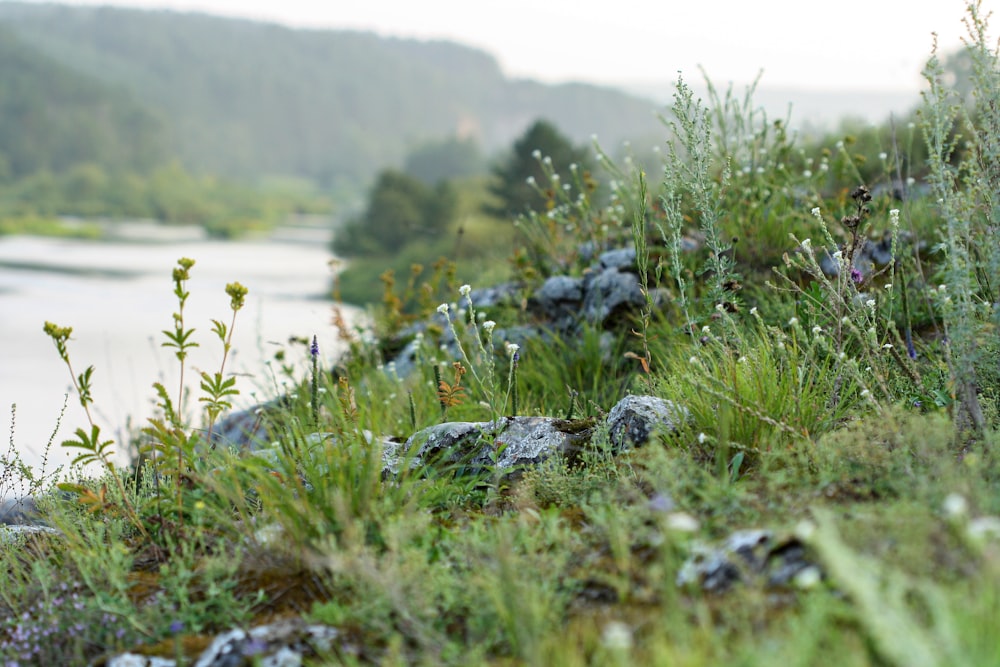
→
(0, 222, 366, 487)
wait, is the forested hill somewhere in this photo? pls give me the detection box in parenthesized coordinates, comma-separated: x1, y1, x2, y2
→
(0, 3, 663, 189)
(0, 25, 165, 180)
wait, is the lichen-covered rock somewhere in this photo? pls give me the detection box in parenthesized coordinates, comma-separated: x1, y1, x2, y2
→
(607, 395, 689, 448)
(0, 496, 40, 525)
(582, 267, 646, 326)
(676, 530, 818, 593)
(597, 247, 637, 272)
(387, 416, 595, 477)
(106, 619, 341, 667)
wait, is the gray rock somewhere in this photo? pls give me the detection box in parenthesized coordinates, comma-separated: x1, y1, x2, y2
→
(677, 530, 816, 592)
(0, 496, 40, 525)
(468, 282, 520, 309)
(598, 247, 637, 271)
(531, 276, 585, 331)
(582, 268, 645, 326)
(107, 620, 340, 667)
(389, 416, 595, 477)
(607, 395, 689, 448)
(0, 523, 61, 544)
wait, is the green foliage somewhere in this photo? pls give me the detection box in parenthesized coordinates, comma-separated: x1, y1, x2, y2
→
(485, 119, 593, 219)
(0, 4, 662, 189)
(0, 26, 164, 179)
(334, 169, 457, 256)
(10, 5, 1000, 665)
(919, 1, 1000, 437)
(404, 136, 487, 184)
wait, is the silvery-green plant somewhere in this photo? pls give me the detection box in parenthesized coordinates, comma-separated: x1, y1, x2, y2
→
(657, 73, 740, 328)
(919, 0, 1000, 438)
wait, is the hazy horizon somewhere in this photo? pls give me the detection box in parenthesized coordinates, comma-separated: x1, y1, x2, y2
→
(15, 0, 993, 96)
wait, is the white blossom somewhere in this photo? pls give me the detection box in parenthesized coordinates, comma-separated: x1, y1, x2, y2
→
(483, 320, 496, 333)
(459, 284, 471, 297)
(436, 303, 449, 315)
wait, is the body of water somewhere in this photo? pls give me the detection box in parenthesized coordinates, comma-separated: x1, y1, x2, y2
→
(0, 224, 365, 484)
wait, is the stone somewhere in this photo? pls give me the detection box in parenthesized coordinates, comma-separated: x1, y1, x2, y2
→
(0, 523, 61, 544)
(582, 268, 646, 327)
(676, 530, 816, 593)
(387, 416, 595, 477)
(597, 247, 637, 272)
(107, 620, 340, 667)
(0, 496, 40, 525)
(607, 395, 689, 448)
(530, 275, 585, 332)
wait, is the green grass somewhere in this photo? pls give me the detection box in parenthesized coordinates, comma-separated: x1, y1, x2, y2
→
(3, 4, 1000, 665)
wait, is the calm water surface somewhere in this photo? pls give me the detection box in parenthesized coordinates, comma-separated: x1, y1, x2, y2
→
(0, 226, 364, 479)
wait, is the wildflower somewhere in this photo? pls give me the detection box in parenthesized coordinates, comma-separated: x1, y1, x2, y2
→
(882, 343, 893, 349)
(812, 326, 823, 335)
(483, 320, 496, 333)
(885, 283, 892, 291)
(436, 303, 449, 315)
(795, 566, 822, 590)
(878, 152, 888, 161)
(800, 238, 812, 250)
(750, 306, 758, 316)
(310, 335, 319, 358)
(531, 149, 541, 159)
(702, 325, 711, 334)
(525, 176, 535, 186)
(698, 432, 707, 444)
(505, 342, 520, 355)
(811, 207, 821, 218)
(803, 169, 812, 178)
(667, 511, 700, 532)
(850, 268, 864, 284)
(906, 176, 915, 187)
(866, 299, 876, 309)
(788, 317, 799, 326)
(459, 284, 471, 298)
(889, 209, 900, 226)
(943, 493, 968, 519)
(737, 356, 747, 363)
(601, 621, 633, 651)
(860, 389, 870, 398)
(569, 162, 578, 171)
(689, 356, 699, 365)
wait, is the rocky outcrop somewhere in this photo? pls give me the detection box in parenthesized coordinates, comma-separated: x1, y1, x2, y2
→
(243, 395, 688, 483)
(106, 619, 342, 667)
(676, 530, 819, 593)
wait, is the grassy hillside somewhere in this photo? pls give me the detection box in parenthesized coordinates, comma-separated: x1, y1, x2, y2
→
(0, 3, 664, 190)
(0, 25, 165, 180)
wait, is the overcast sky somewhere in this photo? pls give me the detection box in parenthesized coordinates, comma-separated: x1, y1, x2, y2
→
(23, 1, 1000, 91)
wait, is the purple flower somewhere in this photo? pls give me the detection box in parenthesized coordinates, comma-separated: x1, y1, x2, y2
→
(169, 620, 185, 634)
(850, 267, 864, 284)
(310, 335, 319, 358)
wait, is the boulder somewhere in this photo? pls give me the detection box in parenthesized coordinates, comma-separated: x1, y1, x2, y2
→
(106, 619, 341, 667)
(607, 395, 689, 448)
(385, 416, 596, 477)
(676, 529, 818, 593)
